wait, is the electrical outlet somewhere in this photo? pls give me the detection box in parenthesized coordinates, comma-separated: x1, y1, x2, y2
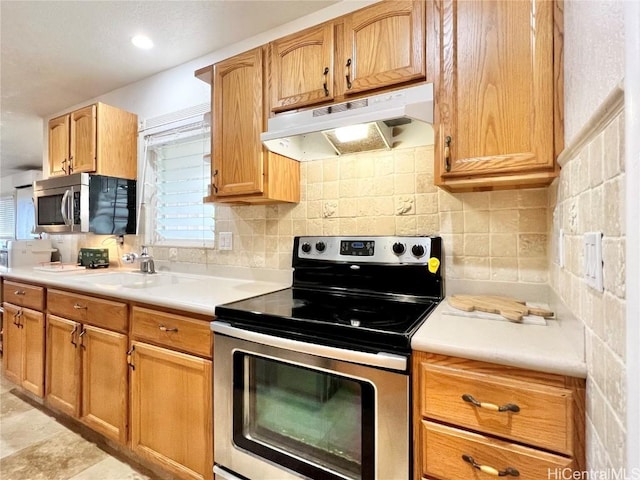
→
(219, 232, 233, 251)
(583, 232, 603, 292)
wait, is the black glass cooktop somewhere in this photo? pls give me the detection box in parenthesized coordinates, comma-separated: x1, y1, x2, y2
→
(214, 288, 438, 355)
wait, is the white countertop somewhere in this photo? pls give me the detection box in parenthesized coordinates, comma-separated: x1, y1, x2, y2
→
(0, 266, 290, 317)
(412, 280, 587, 378)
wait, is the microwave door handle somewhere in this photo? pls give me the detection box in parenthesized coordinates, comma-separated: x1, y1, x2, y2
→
(60, 189, 71, 225)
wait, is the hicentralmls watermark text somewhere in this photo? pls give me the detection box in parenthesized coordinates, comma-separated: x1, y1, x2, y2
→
(548, 468, 640, 480)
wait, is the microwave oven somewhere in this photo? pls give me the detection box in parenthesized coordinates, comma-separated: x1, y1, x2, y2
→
(34, 173, 136, 234)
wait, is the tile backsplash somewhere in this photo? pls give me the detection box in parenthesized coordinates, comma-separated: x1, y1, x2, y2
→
(138, 145, 547, 282)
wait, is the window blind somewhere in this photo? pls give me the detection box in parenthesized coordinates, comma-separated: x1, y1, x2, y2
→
(0, 194, 16, 239)
(143, 118, 214, 247)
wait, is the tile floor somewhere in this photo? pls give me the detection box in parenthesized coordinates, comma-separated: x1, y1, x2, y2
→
(0, 375, 152, 480)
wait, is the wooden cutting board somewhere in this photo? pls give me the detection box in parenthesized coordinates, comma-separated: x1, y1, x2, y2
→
(447, 295, 554, 322)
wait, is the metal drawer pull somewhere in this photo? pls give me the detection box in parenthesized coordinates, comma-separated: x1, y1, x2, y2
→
(73, 303, 88, 309)
(159, 325, 178, 333)
(78, 329, 86, 349)
(14, 290, 26, 296)
(70, 325, 78, 347)
(444, 135, 452, 172)
(322, 67, 330, 96)
(462, 454, 519, 477)
(127, 345, 135, 370)
(462, 393, 520, 413)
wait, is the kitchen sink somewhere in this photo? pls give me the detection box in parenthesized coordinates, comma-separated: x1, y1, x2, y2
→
(79, 271, 200, 289)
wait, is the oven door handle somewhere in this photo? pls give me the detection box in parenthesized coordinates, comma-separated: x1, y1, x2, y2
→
(210, 321, 408, 372)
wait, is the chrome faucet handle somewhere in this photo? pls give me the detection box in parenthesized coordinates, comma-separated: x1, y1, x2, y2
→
(121, 252, 138, 264)
(141, 245, 149, 256)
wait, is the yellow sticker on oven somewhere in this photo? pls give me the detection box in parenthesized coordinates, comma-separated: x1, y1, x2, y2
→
(428, 257, 440, 274)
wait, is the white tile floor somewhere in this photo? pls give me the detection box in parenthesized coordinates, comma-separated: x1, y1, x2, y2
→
(0, 375, 153, 480)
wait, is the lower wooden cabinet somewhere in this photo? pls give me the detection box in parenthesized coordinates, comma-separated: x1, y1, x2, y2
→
(413, 352, 585, 480)
(45, 314, 128, 444)
(129, 341, 213, 480)
(2, 303, 45, 397)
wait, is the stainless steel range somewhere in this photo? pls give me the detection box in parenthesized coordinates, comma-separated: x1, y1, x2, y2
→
(211, 236, 443, 480)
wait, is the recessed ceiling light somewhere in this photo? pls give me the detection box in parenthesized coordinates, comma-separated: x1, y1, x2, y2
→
(131, 34, 153, 50)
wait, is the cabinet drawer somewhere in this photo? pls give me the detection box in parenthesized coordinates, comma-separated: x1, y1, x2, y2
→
(419, 362, 574, 454)
(131, 307, 211, 358)
(3, 280, 44, 310)
(421, 421, 573, 480)
(47, 289, 128, 333)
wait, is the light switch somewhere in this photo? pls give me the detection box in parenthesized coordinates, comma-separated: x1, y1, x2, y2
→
(219, 232, 233, 251)
(583, 232, 603, 292)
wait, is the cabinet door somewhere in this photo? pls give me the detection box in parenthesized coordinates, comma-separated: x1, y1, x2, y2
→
(48, 115, 70, 176)
(270, 23, 334, 112)
(46, 315, 81, 416)
(21, 308, 45, 397)
(342, 0, 425, 95)
(70, 104, 97, 174)
(80, 325, 128, 444)
(130, 342, 213, 480)
(434, 0, 556, 186)
(212, 47, 264, 197)
(2, 304, 23, 385)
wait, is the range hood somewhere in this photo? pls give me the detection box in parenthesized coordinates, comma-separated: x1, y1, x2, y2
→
(261, 83, 434, 161)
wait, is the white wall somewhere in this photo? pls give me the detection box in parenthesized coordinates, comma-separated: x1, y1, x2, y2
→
(564, 0, 625, 144)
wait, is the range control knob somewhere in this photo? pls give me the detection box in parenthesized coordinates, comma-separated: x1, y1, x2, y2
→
(411, 244, 426, 258)
(301, 242, 312, 253)
(315, 241, 326, 252)
(392, 242, 405, 255)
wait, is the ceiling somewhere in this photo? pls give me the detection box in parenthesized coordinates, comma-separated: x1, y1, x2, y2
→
(0, 0, 338, 178)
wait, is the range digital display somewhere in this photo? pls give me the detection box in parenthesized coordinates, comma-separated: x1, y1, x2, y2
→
(340, 240, 374, 256)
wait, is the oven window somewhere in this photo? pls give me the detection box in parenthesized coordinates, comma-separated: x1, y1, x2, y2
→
(37, 194, 66, 225)
(233, 353, 375, 480)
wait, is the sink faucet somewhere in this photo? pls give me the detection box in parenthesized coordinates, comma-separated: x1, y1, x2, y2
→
(121, 246, 155, 274)
(139, 246, 155, 274)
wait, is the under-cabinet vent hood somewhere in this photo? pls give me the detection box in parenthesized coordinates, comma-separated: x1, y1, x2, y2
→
(261, 83, 434, 161)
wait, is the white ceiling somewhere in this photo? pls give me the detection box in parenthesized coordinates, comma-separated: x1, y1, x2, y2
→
(0, 0, 338, 177)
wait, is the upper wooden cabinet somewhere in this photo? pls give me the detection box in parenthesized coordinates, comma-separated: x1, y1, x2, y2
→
(268, 0, 426, 113)
(342, 0, 425, 95)
(48, 102, 138, 180)
(269, 23, 335, 112)
(201, 47, 299, 204)
(431, 0, 563, 191)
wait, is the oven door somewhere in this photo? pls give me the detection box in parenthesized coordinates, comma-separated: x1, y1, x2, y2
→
(212, 322, 409, 480)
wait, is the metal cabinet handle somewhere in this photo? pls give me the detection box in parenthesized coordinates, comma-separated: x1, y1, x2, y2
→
(78, 329, 86, 349)
(212, 169, 219, 194)
(462, 393, 520, 413)
(322, 67, 330, 96)
(70, 325, 78, 347)
(13, 309, 23, 327)
(159, 325, 178, 333)
(61, 158, 68, 175)
(444, 135, 452, 172)
(14, 290, 26, 296)
(462, 454, 520, 477)
(345, 58, 352, 89)
(127, 345, 135, 370)
(73, 303, 88, 310)
(69, 155, 74, 173)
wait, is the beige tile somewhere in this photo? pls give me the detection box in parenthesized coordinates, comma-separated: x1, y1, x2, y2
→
(463, 234, 490, 256)
(464, 210, 490, 233)
(395, 195, 415, 215)
(307, 200, 322, 219)
(517, 257, 548, 283)
(416, 215, 439, 235)
(518, 208, 547, 233)
(490, 210, 518, 233)
(518, 234, 547, 257)
(306, 183, 323, 201)
(323, 181, 339, 200)
(323, 158, 340, 182)
(415, 193, 438, 215)
(306, 160, 323, 184)
(355, 158, 375, 179)
(69, 456, 150, 480)
(604, 407, 627, 470)
(416, 173, 437, 193)
(321, 201, 337, 218)
(372, 177, 395, 196)
(395, 216, 417, 235)
(339, 198, 357, 218)
(438, 190, 463, 212)
(372, 216, 396, 235)
(439, 212, 464, 234)
(604, 347, 626, 424)
(0, 406, 69, 459)
(371, 197, 395, 216)
(490, 234, 518, 257)
(604, 293, 626, 360)
(588, 132, 604, 187)
(518, 188, 548, 208)
(489, 190, 519, 209)
(603, 114, 621, 181)
(393, 150, 415, 173)
(602, 238, 625, 298)
(339, 179, 359, 198)
(374, 154, 394, 177)
(490, 258, 518, 282)
(339, 157, 356, 180)
(394, 173, 415, 194)
(463, 257, 490, 280)
(339, 217, 358, 234)
(444, 255, 464, 279)
(603, 176, 624, 237)
(461, 191, 490, 210)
